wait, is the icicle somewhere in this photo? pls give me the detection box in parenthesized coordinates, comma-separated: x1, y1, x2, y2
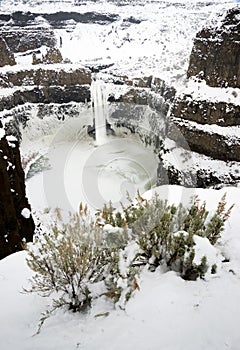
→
(90, 75, 108, 145)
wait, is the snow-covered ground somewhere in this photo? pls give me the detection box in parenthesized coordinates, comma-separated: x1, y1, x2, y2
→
(1, 185, 240, 350)
(0, 0, 237, 89)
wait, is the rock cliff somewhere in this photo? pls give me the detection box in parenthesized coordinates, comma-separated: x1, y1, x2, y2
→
(170, 7, 240, 184)
(0, 67, 91, 88)
(0, 129, 35, 259)
(187, 7, 240, 88)
(0, 37, 16, 67)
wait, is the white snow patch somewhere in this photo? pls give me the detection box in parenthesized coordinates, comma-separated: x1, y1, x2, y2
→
(179, 78, 240, 105)
(21, 208, 31, 219)
(6, 135, 17, 142)
(193, 235, 219, 266)
(0, 128, 5, 140)
(174, 117, 240, 141)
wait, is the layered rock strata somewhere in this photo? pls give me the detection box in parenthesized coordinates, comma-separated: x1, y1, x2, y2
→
(170, 7, 240, 184)
(0, 36, 16, 67)
(187, 7, 240, 88)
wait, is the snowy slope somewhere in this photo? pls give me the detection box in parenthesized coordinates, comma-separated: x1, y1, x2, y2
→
(1, 185, 240, 350)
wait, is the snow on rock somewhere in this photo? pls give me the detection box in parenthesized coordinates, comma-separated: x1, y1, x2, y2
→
(21, 208, 31, 219)
(0, 0, 236, 89)
(0, 0, 239, 348)
(0, 128, 5, 140)
(6, 135, 17, 148)
(6, 135, 17, 142)
(173, 117, 240, 139)
(179, 78, 240, 105)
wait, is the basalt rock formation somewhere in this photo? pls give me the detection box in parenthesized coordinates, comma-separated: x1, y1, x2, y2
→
(0, 36, 16, 67)
(0, 5, 239, 246)
(0, 58, 90, 260)
(0, 67, 91, 119)
(187, 7, 240, 88)
(0, 130, 35, 259)
(0, 11, 56, 53)
(0, 67, 91, 88)
(170, 7, 240, 184)
(0, 10, 125, 54)
(37, 47, 63, 65)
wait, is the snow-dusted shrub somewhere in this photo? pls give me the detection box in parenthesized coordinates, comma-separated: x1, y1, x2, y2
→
(21, 151, 50, 179)
(131, 194, 232, 279)
(26, 193, 232, 332)
(182, 193, 233, 245)
(26, 205, 138, 331)
(97, 192, 232, 280)
(96, 191, 149, 228)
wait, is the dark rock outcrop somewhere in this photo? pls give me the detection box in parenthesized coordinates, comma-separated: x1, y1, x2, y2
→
(0, 85, 90, 113)
(173, 97, 240, 127)
(187, 7, 240, 88)
(0, 132, 35, 259)
(0, 37, 16, 67)
(41, 11, 120, 27)
(170, 119, 240, 162)
(1, 29, 56, 53)
(40, 47, 63, 64)
(171, 7, 240, 169)
(0, 67, 91, 119)
(0, 11, 120, 54)
(0, 11, 120, 28)
(109, 76, 175, 115)
(0, 67, 91, 88)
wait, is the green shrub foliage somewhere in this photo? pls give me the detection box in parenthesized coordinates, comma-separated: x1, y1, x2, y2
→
(26, 192, 233, 330)
(96, 192, 233, 279)
(27, 206, 138, 331)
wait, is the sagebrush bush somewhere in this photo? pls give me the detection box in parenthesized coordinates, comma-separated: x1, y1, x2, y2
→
(97, 192, 233, 279)
(27, 205, 138, 331)
(26, 191, 233, 331)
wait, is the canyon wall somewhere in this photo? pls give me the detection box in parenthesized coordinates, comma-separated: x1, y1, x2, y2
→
(0, 130, 35, 259)
(170, 7, 240, 184)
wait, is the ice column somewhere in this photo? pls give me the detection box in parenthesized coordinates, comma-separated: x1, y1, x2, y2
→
(90, 75, 108, 145)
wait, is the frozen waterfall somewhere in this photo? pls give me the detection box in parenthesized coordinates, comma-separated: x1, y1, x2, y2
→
(90, 75, 108, 145)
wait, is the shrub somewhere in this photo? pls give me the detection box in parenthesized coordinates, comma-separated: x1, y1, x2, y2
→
(96, 191, 150, 228)
(97, 192, 233, 279)
(26, 192, 233, 331)
(132, 194, 232, 278)
(26, 205, 138, 331)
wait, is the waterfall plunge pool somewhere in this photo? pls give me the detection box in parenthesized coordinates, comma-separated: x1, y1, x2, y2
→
(22, 116, 158, 214)
(19, 76, 161, 214)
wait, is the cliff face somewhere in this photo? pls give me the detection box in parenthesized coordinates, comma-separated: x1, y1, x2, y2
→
(0, 37, 16, 67)
(0, 4, 239, 221)
(0, 131, 35, 259)
(0, 12, 56, 53)
(171, 7, 240, 174)
(171, 96, 240, 162)
(187, 7, 240, 88)
(0, 67, 91, 88)
(0, 11, 93, 260)
(0, 67, 91, 119)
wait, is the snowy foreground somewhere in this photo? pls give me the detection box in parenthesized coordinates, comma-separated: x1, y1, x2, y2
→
(1, 185, 240, 350)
